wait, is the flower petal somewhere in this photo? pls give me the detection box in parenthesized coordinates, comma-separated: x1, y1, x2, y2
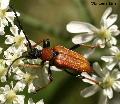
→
(28, 83, 36, 93)
(5, 35, 14, 44)
(109, 25, 119, 35)
(66, 21, 97, 33)
(107, 37, 117, 46)
(109, 46, 119, 55)
(72, 34, 94, 44)
(81, 72, 96, 84)
(0, 94, 6, 103)
(6, 12, 15, 25)
(100, 7, 112, 27)
(93, 62, 104, 77)
(118, 62, 120, 69)
(13, 95, 25, 104)
(113, 81, 120, 92)
(0, 27, 5, 35)
(1, 18, 8, 26)
(102, 7, 112, 20)
(10, 25, 19, 35)
(111, 69, 120, 79)
(1, 0, 10, 9)
(112, 30, 120, 36)
(103, 88, 113, 99)
(1, 76, 6, 82)
(28, 98, 34, 104)
(51, 66, 61, 71)
(106, 61, 117, 70)
(105, 14, 118, 28)
(93, 38, 105, 48)
(28, 98, 44, 104)
(6, 11, 15, 17)
(80, 85, 100, 97)
(14, 81, 26, 92)
(36, 99, 44, 104)
(101, 56, 114, 62)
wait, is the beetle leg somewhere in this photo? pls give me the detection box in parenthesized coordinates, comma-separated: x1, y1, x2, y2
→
(64, 69, 87, 80)
(70, 44, 99, 50)
(31, 40, 44, 48)
(18, 60, 45, 69)
(64, 69, 80, 77)
(70, 40, 111, 50)
(79, 44, 100, 49)
(31, 39, 50, 48)
(43, 39, 50, 48)
(69, 44, 80, 50)
(48, 62, 53, 82)
(18, 64, 41, 69)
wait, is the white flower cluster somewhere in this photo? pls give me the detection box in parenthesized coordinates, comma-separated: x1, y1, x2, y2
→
(0, 0, 49, 103)
(67, 7, 120, 104)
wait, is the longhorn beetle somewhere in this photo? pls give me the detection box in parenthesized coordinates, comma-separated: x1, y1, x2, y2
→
(7, 6, 99, 82)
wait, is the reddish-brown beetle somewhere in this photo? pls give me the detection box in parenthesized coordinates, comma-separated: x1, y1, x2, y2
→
(40, 44, 92, 73)
(7, 6, 97, 81)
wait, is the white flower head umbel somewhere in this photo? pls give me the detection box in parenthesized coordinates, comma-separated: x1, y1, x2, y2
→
(0, 0, 16, 27)
(66, 7, 120, 48)
(0, 84, 25, 104)
(80, 62, 120, 104)
(101, 46, 120, 70)
(5, 25, 27, 49)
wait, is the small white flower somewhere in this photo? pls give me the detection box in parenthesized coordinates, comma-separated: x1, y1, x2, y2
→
(14, 71, 36, 93)
(14, 60, 50, 92)
(0, 85, 25, 104)
(0, 59, 7, 82)
(28, 98, 44, 104)
(80, 62, 120, 104)
(0, 0, 16, 27)
(101, 46, 120, 70)
(5, 25, 27, 48)
(4, 47, 24, 66)
(67, 7, 120, 48)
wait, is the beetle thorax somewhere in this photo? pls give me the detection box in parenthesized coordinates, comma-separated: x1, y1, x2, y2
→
(40, 48, 53, 61)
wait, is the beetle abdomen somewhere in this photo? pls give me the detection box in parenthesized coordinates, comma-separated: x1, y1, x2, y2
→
(53, 45, 91, 72)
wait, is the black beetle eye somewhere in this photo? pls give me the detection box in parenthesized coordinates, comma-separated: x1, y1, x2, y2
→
(53, 51, 59, 57)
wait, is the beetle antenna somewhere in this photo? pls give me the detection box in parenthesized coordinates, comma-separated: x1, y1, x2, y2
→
(6, 56, 24, 79)
(10, 5, 32, 50)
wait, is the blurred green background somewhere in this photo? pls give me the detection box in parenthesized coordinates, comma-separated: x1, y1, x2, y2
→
(6, 0, 120, 104)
